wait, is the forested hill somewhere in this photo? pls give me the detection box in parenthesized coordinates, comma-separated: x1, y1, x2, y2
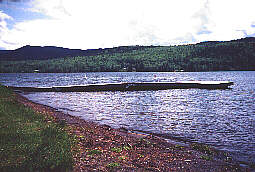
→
(0, 45, 156, 61)
(0, 37, 255, 72)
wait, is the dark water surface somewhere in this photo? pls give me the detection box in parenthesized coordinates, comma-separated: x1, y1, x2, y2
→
(1, 71, 255, 164)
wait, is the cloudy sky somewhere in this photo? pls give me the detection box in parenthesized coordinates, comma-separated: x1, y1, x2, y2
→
(0, 0, 255, 50)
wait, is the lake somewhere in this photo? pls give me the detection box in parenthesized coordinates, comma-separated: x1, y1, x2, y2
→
(0, 71, 255, 165)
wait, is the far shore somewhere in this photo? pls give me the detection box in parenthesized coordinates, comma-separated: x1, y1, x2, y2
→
(13, 90, 252, 171)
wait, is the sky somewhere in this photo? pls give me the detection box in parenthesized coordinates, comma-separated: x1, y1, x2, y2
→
(0, 0, 255, 50)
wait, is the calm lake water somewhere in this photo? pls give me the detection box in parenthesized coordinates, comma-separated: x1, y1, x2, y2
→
(1, 71, 255, 165)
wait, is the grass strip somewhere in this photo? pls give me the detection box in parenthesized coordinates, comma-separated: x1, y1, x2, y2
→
(0, 85, 75, 172)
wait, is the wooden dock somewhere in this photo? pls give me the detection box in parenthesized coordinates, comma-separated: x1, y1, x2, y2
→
(8, 81, 234, 92)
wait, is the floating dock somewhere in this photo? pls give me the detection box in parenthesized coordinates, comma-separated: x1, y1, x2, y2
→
(8, 81, 234, 92)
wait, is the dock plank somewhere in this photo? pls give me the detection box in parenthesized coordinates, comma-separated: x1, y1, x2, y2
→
(7, 81, 234, 92)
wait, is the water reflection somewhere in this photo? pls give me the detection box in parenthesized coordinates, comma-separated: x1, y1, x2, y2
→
(24, 88, 255, 156)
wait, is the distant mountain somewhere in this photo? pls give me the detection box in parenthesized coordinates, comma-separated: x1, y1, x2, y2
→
(0, 37, 255, 72)
(197, 37, 255, 45)
(1, 37, 255, 61)
(0, 45, 157, 61)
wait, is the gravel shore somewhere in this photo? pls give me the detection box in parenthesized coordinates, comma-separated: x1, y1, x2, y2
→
(15, 92, 250, 171)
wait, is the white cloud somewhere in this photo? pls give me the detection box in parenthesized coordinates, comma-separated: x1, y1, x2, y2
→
(0, 10, 13, 49)
(27, 0, 208, 47)
(1, 0, 255, 50)
(195, 0, 255, 42)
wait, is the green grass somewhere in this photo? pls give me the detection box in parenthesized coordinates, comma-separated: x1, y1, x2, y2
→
(87, 149, 102, 156)
(111, 147, 122, 153)
(0, 85, 75, 171)
(191, 143, 213, 155)
(107, 162, 120, 168)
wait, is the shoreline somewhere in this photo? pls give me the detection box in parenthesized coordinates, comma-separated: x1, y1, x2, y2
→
(15, 92, 251, 171)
